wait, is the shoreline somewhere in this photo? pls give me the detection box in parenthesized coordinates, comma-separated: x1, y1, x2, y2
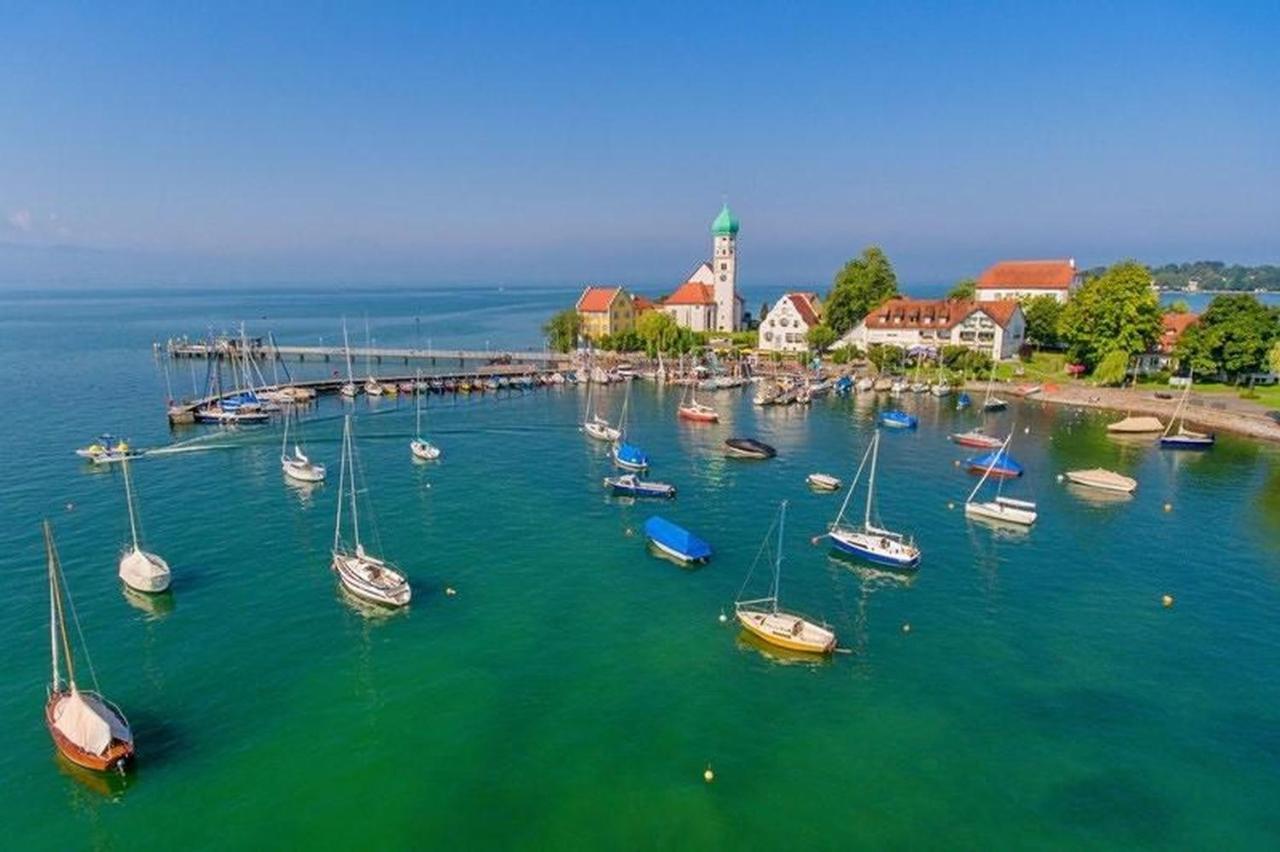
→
(966, 380, 1280, 444)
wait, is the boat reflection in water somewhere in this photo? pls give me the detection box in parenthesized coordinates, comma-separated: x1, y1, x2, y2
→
(55, 752, 134, 799)
(826, 551, 918, 587)
(1064, 482, 1135, 507)
(735, 628, 834, 667)
(121, 586, 175, 619)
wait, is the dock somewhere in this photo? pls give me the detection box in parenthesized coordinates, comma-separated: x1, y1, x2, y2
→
(164, 337, 567, 367)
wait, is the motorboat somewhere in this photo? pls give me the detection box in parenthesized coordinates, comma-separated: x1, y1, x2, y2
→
(1064, 468, 1137, 493)
(725, 438, 776, 459)
(612, 441, 650, 471)
(806, 473, 842, 491)
(964, 448, 1024, 478)
(605, 474, 676, 499)
(950, 429, 1004, 449)
(643, 516, 711, 564)
(879, 410, 918, 430)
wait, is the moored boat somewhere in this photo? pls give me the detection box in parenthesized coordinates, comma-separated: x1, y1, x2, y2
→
(678, 401, 720, 422)
(964, 433, 1037, 526)
(807, 473, 842, 491)
(409, 371, 442, 460)
(332, 416, 411, 607)
(117, 459, 171, 593)
(604, 474, 676, 499)
(950, 429, 1004, 449)
(281, 408, 326, 483)
(643, 516, 711, 564)
(964, 448, 1024, 478)
(1159, 371, 1215, 450)
(1064, 468, 1137, 493)
(1107, 415, 1165, 434)
(612, 441, 650, 471)
(725, 437, 776, 459)
(820, 430, 921, 569)
(43, 521, 136, 773)
(879, 410, 918, 430)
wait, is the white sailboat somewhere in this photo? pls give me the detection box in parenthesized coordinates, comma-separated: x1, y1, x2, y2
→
(410, 370, 442, 460)
(363, 319, 384, 396)
(1159, 370, 1215, 449)
(822, 430, 921, 569)
(281, 407, 326, 483)
(734, 501, 837, 655)
(340, 320, 358, 399)
(981, 361, 1007, 411)
(117, 459, 171, 593)
(582, 364, 621, 441)
(332, 415, 410, 607)
(964, 433, 1037, 526)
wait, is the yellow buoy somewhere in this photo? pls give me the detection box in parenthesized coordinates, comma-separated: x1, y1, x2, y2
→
(1162, 594, 1174, 608)
(703, 766, 714, 783)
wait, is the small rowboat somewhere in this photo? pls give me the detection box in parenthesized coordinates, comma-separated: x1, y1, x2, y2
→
(605, 474, 676, 499)
(677, 402, 719, 422)
(643, 516, 711, 564)
(879, 410, 918, 429)
(1064, 468, 1137, 493)
(950, 429, 1004, 449)
(725, 437, 776, 459)
(806, 473, 842, 491)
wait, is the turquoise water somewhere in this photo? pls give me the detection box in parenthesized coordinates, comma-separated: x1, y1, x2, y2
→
(2, 286, 1279, 849)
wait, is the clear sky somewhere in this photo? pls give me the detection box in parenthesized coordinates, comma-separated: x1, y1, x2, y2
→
(1, 1, 1277, 289)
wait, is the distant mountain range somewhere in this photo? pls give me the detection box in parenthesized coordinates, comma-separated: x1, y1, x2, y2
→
(1082, 261, 1280, 292)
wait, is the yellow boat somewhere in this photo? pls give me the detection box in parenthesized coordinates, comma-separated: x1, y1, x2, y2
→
(733, 501, 837, 656)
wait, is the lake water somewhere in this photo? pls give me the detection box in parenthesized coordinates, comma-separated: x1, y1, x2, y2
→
(1, 285, 1278, 849)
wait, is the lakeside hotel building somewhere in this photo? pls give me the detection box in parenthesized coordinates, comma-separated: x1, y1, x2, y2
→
(837, 298, 1026, 360)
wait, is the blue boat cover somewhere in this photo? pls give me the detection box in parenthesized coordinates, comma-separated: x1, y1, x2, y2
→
(967, 449, 1024, 476)
(880, 410, 918, 428)
(614, 442, 650, 466)
(643, 516, 712, 561)
(956, 393, 972, 408)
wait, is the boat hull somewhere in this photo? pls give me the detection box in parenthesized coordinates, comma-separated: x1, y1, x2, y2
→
(282, 459, 326, 482)
(1064, 471, 1137, 493)
(45, 692, 134, 773)
(332, 553, 411, 607)
(1159, 434, 1215, 450)
(965, 501, 1037, 526)
(950, 433, 1003, 449)
(410, 440, 442, 460)
(806, 474, 841, 491)
(677, 406, 719, 423)
(724, 439, 776, 459)
(583, 422, 621, 442)
(965, 463, 1022, 478)
(648, 537, 708, 564)
(118, 549, 171, 593)
(828, 530, 920, 569)
(605, 477, 675, 498)
(735, 609, 835, 654)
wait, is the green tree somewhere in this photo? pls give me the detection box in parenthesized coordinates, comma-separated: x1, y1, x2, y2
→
(947, 278, 976, 300)
(1172, 323, 1217, 377)
(866, 343, 905, 373)
(542, 309, 581, 353)
(1193, 293, 1280, 381)
(1059, 260, 1162, 369)
(1022, 295, 1064, 348)
(1168, 299, 1191, 314)
(805, 323, 838, 354)
(824, 246, 899, 336)
(1093, 350, 1130, 386)
(1269, 340, 1280, 375)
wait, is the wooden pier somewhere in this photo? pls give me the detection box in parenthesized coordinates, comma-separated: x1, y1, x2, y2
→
(165, 337, 567, 368)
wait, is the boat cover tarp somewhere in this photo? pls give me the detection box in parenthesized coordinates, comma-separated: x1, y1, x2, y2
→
(614, 442, 649, 465)
(968, 450, 1024, 476)
(725, 438, 776, 457)
(880, 411, 917, 426)
(54, 690, 128, 755)
(644, 516, 711, 560)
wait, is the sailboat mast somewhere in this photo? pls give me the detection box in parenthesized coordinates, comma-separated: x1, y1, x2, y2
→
(46, 526, 77, 688)
(347, 418, 361, 547)
(122, 459, 140, 549)
(967, 433, 1009, 504)
(281, 406, 290, 458)
(333, 417, 347, 552)
(45, 521, 60, 690)
(832, 437, 874, 529)
(416, 369, 423, 435)
(342, 320, 355, 383)
(773, 501, 787, 612)
(864, 431, 880, 529)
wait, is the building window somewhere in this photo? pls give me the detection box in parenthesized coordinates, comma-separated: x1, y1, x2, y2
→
(719, 263, 727, 270)
(764, 331, 773, 342)
(719, 275, 726, 282)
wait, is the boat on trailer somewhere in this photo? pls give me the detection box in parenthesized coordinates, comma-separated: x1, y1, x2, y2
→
(605, 474, 675, 499)
(821, 430, 921, 569)
(331, 416, 411, 608)
(643, 516, 711, 564)
(725, 437, 776, 459)
(43, 521, 135, 773)
(735, 501, 836, 654)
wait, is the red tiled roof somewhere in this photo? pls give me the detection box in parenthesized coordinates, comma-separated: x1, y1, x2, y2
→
(665, 281, 716, 306)
(863, 298, 1020, 330)
(785, 292, 820, 327)
(1158, 311, 1198, 353)
(631, 295, 656, 312)
(576, 286, 622, 313)
(977, 259, 1076, 290)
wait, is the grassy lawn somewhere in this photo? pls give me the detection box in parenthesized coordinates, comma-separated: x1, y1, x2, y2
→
(995, 350, 1067, 382)
(1189, 381, 1280, 408)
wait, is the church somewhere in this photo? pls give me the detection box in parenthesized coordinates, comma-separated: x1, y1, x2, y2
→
(658, 204, 744, 333)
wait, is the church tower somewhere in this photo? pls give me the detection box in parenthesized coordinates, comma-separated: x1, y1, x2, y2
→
(710, 203, 740, 332)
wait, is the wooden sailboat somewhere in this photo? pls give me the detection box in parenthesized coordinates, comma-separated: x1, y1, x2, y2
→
(821, 430, 921, 568)
(410, 370, 442, 460)
(1160, 372, 1215, 449)
(735, 501, 836, 655)
(332, 416, 411, 607)
(339, 320, 358, 398)
(281, 407, 326, 483)
(965, 433, 1037, 526)
(582, 364, 621, 441)
(44, 521, 135, 773)
(117, 459, 171, 593)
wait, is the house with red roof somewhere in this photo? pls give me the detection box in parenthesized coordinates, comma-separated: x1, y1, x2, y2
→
(575, 285, 636, 340)
(758, 292, 821, 352)
(837, 297, 1026, 360)
(1136, 311, 1199, 373)
(976, 258, 1080, 303)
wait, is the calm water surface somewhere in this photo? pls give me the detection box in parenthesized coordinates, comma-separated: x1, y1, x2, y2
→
(1, 286, 1278, 849)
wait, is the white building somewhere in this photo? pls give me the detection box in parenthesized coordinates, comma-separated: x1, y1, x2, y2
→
(976, 258, 1080, 303)
(660, 204, 743, 332)
(837, 298, 1026, 360)
(758, 292, 821, 352)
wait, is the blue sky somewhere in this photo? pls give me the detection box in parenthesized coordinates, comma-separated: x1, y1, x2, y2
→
(1, 1, 1276, 289)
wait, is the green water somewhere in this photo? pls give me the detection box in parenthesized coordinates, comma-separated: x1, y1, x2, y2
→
(2, 287, 1279, 849)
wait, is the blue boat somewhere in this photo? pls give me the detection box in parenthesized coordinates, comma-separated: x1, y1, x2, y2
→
(643, 516, 712, 564)
(604, 474, 675, 498)
(879, 410, 918, 429)
(612, 441, 650, 471)
(955, 392, 972, 411)
(965, 448, 1024, 478)
(834, 375, 854, 395)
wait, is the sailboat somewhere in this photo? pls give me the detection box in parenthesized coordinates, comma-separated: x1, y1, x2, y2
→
(410, 371, 442, 460)
(1159, 371, 1215, 449)
(339, 320, 359, 399)
(331, 416, 411, 607)
(43, 521, 135, 773)
(611, 381, 650, 471)
(964, 433, 1037, 526)
(582, 365, 621, 441)
(821, 430, 921, 569)
(362, 319, 384, 396)
(981, 361, 1007, 411)
(117, 459, 171, 593)
(677, 381, 719, 423)
(281, 407, 326, 482)
(734, 501, 836, 655)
